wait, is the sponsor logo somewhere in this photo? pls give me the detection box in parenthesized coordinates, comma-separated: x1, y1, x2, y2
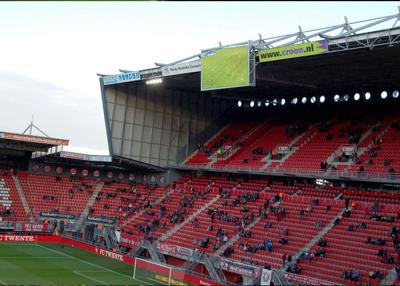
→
(98, 249, 123, 262)
(0, 235, 35, 242)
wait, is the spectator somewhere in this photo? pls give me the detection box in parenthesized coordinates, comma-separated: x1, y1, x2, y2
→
(318, 238, 327, 247)
(279, 237, 288, 245)
(264, 239, 273, 253)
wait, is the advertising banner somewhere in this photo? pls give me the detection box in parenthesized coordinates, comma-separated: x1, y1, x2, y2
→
(156, 242, 194, 258)
(201, 45, 249, 91)
(87, 216, 115, 224)
(14, 223, 53, 233)
(0, 132, 69, 146)
(95, 247, 124, 262)
(0, 234, 36, 242)
(40, 212, 75, 219)
(176, 246, 194, 257)
(260, 269, 272, 286)
(103, 71, 141, 85)
(258, 40, 328, 63)
(285, 273, 336, 285)
(59, 151, 112, 162)
(119, 233, 142, 248)
(220, 258, 261, 278)
(162, 60, 201, 77)
(156, 241, 177, 254)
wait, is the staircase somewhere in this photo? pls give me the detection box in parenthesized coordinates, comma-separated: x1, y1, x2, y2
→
(75, 181, 104, 229)
(276, 128, 318, 169)
(181, 122, 231, 166)
(215, 200, 281, 255)
(218, 120, 270, 162)
(12, 175, 35, 223)
(161, 195, 220, 241)
(283, 208, 346, 271)
(260, 126, 313, 171)
(380, 266, 398, 286)
(119, 186, 176, 228)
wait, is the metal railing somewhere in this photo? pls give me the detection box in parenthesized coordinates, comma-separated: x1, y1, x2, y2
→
(174, 164, 400, 183)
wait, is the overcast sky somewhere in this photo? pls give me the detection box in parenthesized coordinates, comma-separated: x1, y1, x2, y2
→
(0, 1, 397, 155)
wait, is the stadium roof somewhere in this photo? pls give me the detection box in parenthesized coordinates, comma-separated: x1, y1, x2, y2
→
(0, 131, 69, 153)
(31, 150, 165, 173)
(99, 11, 400, 98)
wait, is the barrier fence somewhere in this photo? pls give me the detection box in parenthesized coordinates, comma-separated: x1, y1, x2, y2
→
(0, 234, 222, 286)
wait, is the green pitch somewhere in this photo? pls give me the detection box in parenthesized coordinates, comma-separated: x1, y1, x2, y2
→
(201, 45, 249, 90)
(0, 242, 159, 285)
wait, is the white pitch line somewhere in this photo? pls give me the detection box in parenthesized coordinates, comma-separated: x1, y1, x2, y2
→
(36, 244, 151, 285)
(73, 270, 108, 285)
(0, 280, 7, 285)
(0, 257, 73, 259)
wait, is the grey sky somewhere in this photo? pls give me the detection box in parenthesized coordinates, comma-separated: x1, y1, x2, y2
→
(0, 1, 398, 154)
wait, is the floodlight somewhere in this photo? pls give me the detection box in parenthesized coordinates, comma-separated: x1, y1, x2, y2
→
(381, 91, 388, 99)
(281, 98, 286, 106)
(354, 93, 360, 101)
(334, 95, 340, 102)
(265, 100, 270, 107)
(257, 101, 262, 107)
(273, 99, 278, 106)
(365, 92, 371, 100)
(343, 94, 349, 102)
(319, 96, 325, 103)
(237, 100, 242, 107)
(301, 97, 307, 104)
(291, 98, 298, 105)
(250, 101, 255, 107)
(310, 96, 316, 103)
(392, 90, 399, 98)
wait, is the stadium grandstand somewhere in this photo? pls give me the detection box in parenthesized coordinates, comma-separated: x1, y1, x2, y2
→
(2, 10, 400, 286)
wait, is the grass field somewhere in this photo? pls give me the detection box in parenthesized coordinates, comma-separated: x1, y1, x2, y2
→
(0, 242, 166, 285)
(201, 45, 249, 90)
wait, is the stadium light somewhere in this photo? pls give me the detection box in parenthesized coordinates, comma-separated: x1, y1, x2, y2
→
(310, 96, 316, 104)
(291, 98, 298, 105)
(265, 100, 270, 107)
(301, 97, 307, 104)
(354, 93, 360, 101)
(250, 101, 255, 108)
(319, 96, 325, 103)
(146, 78, 163, 85)
(273, 99, 278, 106)
(281, 98, 286, 106)
(364, 92, 371, 100)
(237, 100, 242, 107)
(257, 101, 262, 107)
(343, 94, 349, 102)
(334, 94, 340, 102)
(381, 91, 388, 99)
(393, 90, 399, 98)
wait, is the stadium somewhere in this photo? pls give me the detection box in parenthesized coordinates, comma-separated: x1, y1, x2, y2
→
(2, 7, 400, 286)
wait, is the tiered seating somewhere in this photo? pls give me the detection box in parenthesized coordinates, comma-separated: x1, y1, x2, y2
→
(0, 173, 29, 221)
(219, 124, 294, 170)
(228, 196, 342, 269)
(91, 182, 167, 225)
(295, 184, 341, 199)
(349, 117, 400, 174)
(122, 178, 223, 240)
(18, 172, 96, 217)
(281, 121, 357, 170)
(297, 202, 400, 285)
(166, 179, 271, 252)
(186, 120, 258, 166)
(342, 189, 400, 205)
